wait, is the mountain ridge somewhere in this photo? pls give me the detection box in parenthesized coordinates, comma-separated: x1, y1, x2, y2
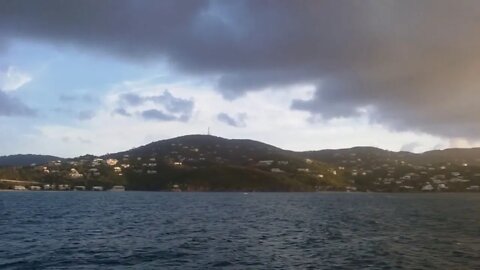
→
(3, 135, 480, 161)
(0, 154, 62, 167)
(1, 135, 480, 192)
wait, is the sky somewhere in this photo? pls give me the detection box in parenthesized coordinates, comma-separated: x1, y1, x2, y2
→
(1, 0, 480, 157)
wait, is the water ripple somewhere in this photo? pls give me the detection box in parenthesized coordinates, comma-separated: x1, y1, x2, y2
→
(0, 192, 479, 269)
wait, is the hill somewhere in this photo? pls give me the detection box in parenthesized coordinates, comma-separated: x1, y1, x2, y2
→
(0, 154, 62, 167)
(0, 135, 479, 192)
(104, 135, 346, 191)
(303, 146, 480, 192)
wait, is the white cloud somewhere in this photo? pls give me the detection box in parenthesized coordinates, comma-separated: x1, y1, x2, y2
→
(0, 66, 32, 92)
(27, 78, 452, 157)
(448, 138, 480, 149)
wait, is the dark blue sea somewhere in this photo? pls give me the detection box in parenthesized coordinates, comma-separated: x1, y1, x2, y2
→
(0, 192, 479, 269)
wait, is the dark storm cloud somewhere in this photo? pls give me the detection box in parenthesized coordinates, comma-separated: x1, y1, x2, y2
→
(217, 113, 247, 128)
(0, 90, 35, 116)
(3, 0, 480, 137)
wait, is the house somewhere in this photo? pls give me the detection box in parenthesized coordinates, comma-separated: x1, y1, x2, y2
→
(466, 185, 479, 191)
(106, 159, 118, 166)
(257, 160, 274, 166)
(277, 161, 289, 165)
(297, 168, 310, 173)
(437, 184, 448, 190)
(421, 183, 434, 191)
(432, 179, 445, 184)
(92, 186, 104, 191)
(92, 158, 104, 166)
(88, 168, 101, 176)
(74, 186, 86, 191)
(171, 184, 181, 192)
(271, 168, 284, 173)
(346, 186, 357, 192)
(58, 184, 70, 190)
(49, 160, 62, 166)
(449, 178, 470, 183)
(114, 167, 122, 173)
(69, 168, 83, 179)
(13, 185, 26, 190)
(147, 170, 157, 174)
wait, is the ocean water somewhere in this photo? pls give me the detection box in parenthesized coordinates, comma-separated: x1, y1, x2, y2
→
(0, 192, 478, 269)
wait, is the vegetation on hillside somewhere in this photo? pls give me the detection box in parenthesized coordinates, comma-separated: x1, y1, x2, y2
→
(1, 135, 479, 192)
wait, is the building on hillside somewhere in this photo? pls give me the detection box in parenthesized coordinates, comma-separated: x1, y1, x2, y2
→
(106, 159, 119, 166)
(69, 168, 83, 179)
(271, 168, 284, 173)
(30, 185, 42, 191)
(257, 160, 274, 166)
(421, 183, 434, 191)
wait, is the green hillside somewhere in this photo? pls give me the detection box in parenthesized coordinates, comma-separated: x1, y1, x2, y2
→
(1, 135, 480, 192)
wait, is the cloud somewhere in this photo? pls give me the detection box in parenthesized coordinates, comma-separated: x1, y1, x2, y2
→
(119, 93, 144, 106)
(141, 109, 177, 121)
(113, 107, 131, 117)
(3, 1, 480, 138)
(0, 90, 35, 116)
(24, 83, 448, 157)
(217, 112, 247, 127)
(150, 90, 193, 115)
(77, 110, 95, 120)
(117, 89, 194, 121)
(400, 142, 420, 153)
(0, 66, 31, 92)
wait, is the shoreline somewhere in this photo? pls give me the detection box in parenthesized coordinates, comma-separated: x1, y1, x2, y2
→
(1, 189, 478, 194)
